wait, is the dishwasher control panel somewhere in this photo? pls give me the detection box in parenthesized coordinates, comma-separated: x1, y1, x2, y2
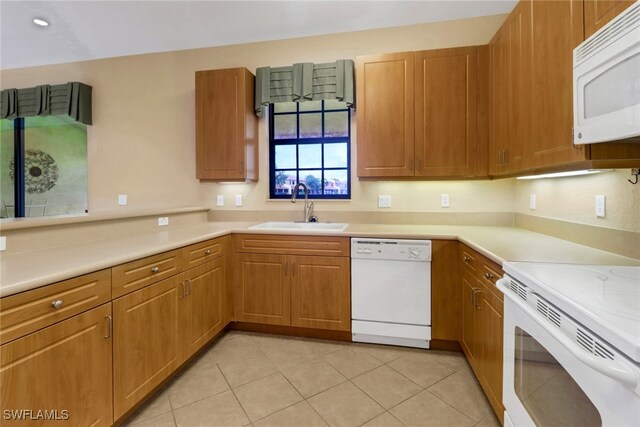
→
(351, 238, 431, 262)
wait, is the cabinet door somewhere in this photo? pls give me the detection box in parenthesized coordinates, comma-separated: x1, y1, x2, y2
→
(477, 285, 504, 424)
(290, 255, 350, 331)
(183, 258, 225, 359)
(584, 0, 636, 38)
(415, 47, 478, 177)
(460, 274, 478, 369)
(504, 1, 531, 172)
(356, 52, 415, 177)
(489, 2, 531, 174)
(113, 275, 183, 419)
(196, 68, 257, 181)
(530, 0, 587, 167)
(235, 253, 290, 326)
(0, 303, 113, 427)
(489, 25, 508, 175)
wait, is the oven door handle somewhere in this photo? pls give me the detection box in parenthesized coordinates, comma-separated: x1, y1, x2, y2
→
(498, 278, 639, 390)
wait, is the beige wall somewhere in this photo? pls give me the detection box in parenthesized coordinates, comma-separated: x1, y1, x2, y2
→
(2, 14, 639, 235)
(1, 15, 509, 216)
(515, 169, 640, 233)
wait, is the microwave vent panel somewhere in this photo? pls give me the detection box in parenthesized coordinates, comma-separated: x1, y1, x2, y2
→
(575, 1, 640, 64)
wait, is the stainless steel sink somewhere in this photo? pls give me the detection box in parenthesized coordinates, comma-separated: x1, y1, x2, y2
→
(248, 221, 348, 232)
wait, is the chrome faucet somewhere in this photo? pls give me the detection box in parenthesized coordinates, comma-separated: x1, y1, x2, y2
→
(291, 182, 315, 222)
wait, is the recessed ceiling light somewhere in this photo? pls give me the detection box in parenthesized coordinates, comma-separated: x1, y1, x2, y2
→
(33, 18, 49, 27)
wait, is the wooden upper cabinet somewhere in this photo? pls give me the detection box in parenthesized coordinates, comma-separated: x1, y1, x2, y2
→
(530, 0, 588, 167)
(415, 47, 482, 177)
(489, 1, 531, 175)
(195, 67, 258, 181)
(356, 52, 415, 177)
(584, 0, 636, 38)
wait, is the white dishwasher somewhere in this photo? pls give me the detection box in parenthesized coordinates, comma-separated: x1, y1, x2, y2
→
(351, 238, 432, 349)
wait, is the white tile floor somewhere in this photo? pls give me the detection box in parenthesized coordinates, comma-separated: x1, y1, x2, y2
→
(121, 331, 500, 427)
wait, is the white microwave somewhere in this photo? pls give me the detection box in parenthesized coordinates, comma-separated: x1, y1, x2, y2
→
(573, 1, 640, 144)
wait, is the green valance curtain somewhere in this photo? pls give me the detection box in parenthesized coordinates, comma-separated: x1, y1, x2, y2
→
(0, 82, 92, 125)
(255, 59, 354, 117)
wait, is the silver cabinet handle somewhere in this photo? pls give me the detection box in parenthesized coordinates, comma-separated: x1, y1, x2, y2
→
(179, 282, 185, 299)
(105, 315, 112, 339)
(463, 256, 470, 263)
(484, 273, 494, 280)
(204, 249, 212, 255)
(284, 262, 288, 276)
(151, 266, 160, 273)
(51, 300, 63, 309)
(185, 279, 192, 296)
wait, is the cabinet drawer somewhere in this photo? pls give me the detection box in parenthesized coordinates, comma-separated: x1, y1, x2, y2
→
(479, 262, 503, 301)
(182, 237, 226, 269)
(112, 250, 183, 298)
(460, 248, 477, 272)
(0, 269, 111, 345)
(234, 234, 350, 257)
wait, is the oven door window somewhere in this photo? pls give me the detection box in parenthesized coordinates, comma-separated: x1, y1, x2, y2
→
(514, 327, 602, 427)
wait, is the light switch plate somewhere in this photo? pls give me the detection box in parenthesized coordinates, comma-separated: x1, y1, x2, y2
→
(0, 237, 6, 251)
(235, 194, 243, 207)
(378, 195, 391, 208)
(595, 195, 606, 218)
(158, 217, 169, 226)
(216, 195, 224, 207)
(440, 194, 450, 208)
(530, 194, 536, 210)
(118, 194, 128, 206)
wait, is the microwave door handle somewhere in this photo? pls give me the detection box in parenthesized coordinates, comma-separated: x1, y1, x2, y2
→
(498, 279, 639, 391)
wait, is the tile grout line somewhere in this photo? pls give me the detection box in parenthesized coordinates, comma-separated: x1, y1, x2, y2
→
(216, 358, 254, 425)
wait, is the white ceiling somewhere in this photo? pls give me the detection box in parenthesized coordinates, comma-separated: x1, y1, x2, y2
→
(1, 1, 516, 70)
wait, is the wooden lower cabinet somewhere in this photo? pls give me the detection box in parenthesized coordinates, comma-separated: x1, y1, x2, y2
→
(0, 303, 113, 426)
(460, 272, 480, 366)
(183, 258, 226, 359)
(113, 275, 183, 419)
(290, 255, 350, 331)
(235, 253, 291, 326)
(477, 285, 504, 419)
(459, 245, 504, 424)
(113, 256, 228, 419)
(234, 236, 351, 332)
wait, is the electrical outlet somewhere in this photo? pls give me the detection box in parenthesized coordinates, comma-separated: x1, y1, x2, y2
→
(0, 236, 6, 251)
(158, 217, 169, 226)
(235, 194, 243, 207)
(440, 194, 450, 208)
(378, 195, 391, 208)
(118, 194, 128, 206)
(530, 194, 536, 210)
(216, 195, 224, 207)
(595, 195, 606, 218)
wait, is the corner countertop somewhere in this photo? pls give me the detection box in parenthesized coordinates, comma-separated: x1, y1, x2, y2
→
(1, 221, 638, 298)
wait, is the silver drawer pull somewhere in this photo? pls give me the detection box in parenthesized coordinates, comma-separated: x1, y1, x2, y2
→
(51, 300, 64, 309)
(484, 273, 494, 280)
(151, 266, 160, 273)
(463, 256, 470, 262)
(204, 249, 212, 255)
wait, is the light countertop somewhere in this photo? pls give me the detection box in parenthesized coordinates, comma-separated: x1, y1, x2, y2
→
(2, 221, 638, 298)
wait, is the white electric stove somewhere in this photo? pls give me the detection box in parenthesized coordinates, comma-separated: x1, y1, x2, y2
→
(498, 262, 640, 427)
